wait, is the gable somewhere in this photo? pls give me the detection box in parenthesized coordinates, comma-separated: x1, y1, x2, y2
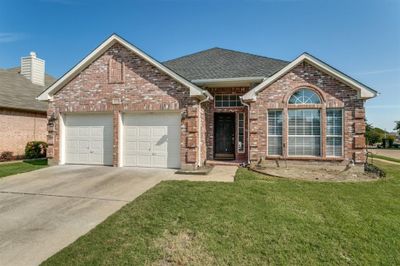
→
(242, 53, 377, 101)
(51, 43, 199, 109)
(37, 34, 211, 101)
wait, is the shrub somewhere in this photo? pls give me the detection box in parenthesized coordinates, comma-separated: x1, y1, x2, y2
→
(25, 141, 48, 159)
(0, 151, 13, 162)
(365, 163, 386, 178)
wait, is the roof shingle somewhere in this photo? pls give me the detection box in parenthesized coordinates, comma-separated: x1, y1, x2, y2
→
(0, 67, 55, 112)
(163, 47, 289, 81)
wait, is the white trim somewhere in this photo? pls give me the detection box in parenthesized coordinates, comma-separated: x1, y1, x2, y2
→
(37, 34, 212, 101)
(118, 111, 123, 167)
(59, 113, 66, 165)
(237, 112, 245, 153)
(242, 53, 377, 101)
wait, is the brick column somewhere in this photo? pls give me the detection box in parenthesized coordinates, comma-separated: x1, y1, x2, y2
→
(112, 110, 120, 167)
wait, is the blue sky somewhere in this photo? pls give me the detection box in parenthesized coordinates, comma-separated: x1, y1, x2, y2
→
(1, 0, 399, 131)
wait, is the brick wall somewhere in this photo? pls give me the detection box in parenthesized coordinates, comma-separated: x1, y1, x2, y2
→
(47, 43, 200, 168)
(0, 108, 47, 156)
(249, 61, 366, 164)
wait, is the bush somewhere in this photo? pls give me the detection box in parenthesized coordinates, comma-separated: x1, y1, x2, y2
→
(365, 163, 386, 178)
(25, 141, 48, 159)
(0, 151, 13, 162)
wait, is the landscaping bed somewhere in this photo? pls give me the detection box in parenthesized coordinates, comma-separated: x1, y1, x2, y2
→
(249, 161, 383, 182)
(42, 161, 400, 265)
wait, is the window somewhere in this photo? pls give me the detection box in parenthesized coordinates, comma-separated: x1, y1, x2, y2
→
(289, 88, 321, 104)
(215, 95, 243, 108)
(326, 109, 343, 157)
(288, 109, 321, 156)
(237, 113, 245, 153)
(268, 110, 283, 155)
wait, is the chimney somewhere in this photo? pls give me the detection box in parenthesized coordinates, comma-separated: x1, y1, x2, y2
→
(21, 51, 45, 86)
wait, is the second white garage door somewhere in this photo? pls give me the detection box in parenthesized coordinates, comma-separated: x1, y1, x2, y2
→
(123, 112, 181, 168)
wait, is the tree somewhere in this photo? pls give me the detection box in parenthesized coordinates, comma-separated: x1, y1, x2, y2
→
(394, 121, 400, 134)
(365, 122, 385, 145)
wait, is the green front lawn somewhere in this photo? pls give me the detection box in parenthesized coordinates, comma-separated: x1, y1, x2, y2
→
(42, 161, 400, 265)
(370, 153, 400, 163)
(0, 159, 48, 178)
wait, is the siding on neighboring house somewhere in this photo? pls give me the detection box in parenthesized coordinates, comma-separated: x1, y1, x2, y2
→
(0, 108, 47, 156)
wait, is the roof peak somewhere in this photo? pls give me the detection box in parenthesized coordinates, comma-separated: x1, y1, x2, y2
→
(165, 46, 288, 64)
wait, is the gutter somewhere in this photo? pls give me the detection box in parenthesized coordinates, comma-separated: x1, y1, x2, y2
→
(192, 76, 265, 86)
(197, 92, 211, 167)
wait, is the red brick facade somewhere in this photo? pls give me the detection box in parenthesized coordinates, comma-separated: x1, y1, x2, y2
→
(46, 44, 367, 168)
(247, 61, 366, 164)
(47, 43, 202, 168)
(0, 108, 47, 156)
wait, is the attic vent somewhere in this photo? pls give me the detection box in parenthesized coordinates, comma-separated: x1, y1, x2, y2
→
(108, 57, 124, 83)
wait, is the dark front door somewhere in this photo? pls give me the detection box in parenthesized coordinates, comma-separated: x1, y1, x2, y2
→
(214, 113, 235, 160)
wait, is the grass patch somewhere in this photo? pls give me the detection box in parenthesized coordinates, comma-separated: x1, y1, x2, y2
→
(42, 161, 400, 265)
(369, 153, 400, 163)
(0, 159, 48, 178)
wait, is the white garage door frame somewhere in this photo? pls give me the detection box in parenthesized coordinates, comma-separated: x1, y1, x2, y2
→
(121, 111, 181, 169)
(60, 113, 114, 166)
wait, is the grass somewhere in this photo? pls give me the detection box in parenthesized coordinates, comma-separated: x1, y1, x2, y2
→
(369, 153, 400, 163)
(42, 161, 400, 265)
(0, 159, 48, 178)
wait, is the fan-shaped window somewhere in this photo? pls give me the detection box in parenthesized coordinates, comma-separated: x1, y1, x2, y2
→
(289, 88, 321, 104)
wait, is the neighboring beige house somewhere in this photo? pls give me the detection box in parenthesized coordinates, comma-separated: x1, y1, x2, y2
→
(0, 52, 54, 157)
(38, 34, 377, 169)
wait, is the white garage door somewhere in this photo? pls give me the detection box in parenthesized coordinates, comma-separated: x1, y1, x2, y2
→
(65, 114, 113, 165)
(123, 112, 181, 168)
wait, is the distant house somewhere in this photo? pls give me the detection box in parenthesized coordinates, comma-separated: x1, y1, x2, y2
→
(38, 34, 377, 168)
(0, 52, 54, 157)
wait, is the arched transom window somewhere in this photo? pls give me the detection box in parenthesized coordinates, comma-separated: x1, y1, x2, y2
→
(288, 88, 321, 104)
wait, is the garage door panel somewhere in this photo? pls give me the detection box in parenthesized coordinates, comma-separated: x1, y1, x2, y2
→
(123, 113, 181, 168)
(137, 155, 151, 167)
(126, 128, 138, 137)
(139, 127, 151, 138)
(138, 141, 151, 152)
(65, 114, 113, 166)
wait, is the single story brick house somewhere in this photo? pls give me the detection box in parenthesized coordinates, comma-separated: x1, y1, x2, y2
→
(38, 34, 377, 169)
(0, 53, 54, 157)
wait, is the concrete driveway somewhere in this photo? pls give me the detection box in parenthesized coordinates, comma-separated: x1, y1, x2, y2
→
(0, 165, 176, 266)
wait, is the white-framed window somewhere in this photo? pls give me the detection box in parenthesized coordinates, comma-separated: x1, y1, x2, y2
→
(289, 88, 321, 104)
(237, 113, 245, 153)
(288, 109, 321, 156)
(268, 110, 283, 156)
(215, 95, 243, 108)
(326, 109, 343, 157)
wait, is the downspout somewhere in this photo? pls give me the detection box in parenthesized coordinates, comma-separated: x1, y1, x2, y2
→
(197, 92, 211, 167)
(240, 96, 251, 165)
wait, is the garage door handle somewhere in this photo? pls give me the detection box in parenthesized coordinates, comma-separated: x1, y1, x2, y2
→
(90, 151, 94, 153)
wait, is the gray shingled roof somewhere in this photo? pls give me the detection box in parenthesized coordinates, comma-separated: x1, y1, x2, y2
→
(163, 47, 289, 81)
(0, 67, 55, 112)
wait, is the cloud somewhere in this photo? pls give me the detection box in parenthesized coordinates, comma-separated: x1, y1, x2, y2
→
(354, 68, 400, 75)
(0, 33, 25, 43)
